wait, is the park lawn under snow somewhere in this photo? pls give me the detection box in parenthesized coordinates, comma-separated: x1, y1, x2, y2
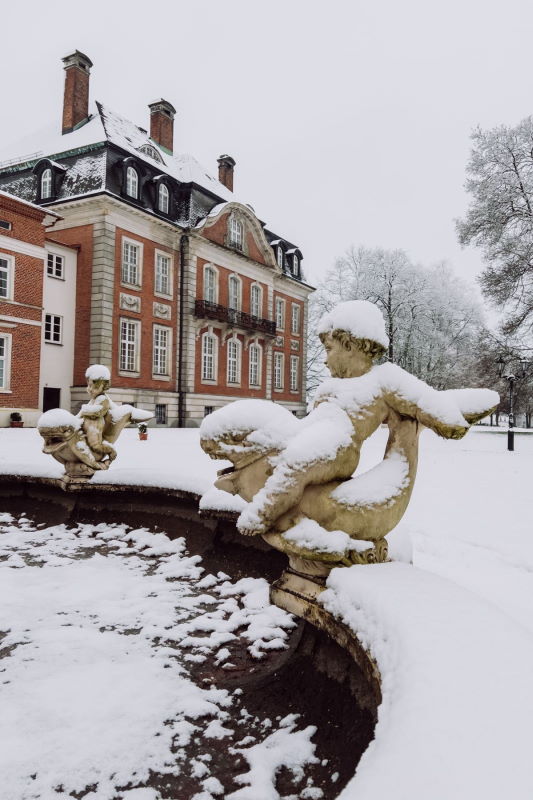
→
(3, 426, 533, 798)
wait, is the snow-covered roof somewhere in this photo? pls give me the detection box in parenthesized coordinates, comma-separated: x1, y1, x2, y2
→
(0, 189, 61, 219)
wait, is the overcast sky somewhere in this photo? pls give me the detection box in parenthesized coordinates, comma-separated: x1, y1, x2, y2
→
(2, 0, 533, 302)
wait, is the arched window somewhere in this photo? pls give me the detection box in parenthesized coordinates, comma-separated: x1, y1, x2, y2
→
(228, 275, 241, 310)
(204, 266, 217, 303)
(229, 216, 243, 250)
(250, 284, 262, 318)
(41, 168, 52, 200)
(277, 246, 285, 270)
(126, 166, 138, 198)
(227, 338, 241, 384)
(201, 332, 217, 381)
(249, 342, 262, 387)
(158, 183, 169, 214)
(292, 254, 299, 276)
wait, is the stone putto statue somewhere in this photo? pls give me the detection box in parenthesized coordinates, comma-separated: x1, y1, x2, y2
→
(200, 301, 499, 576)
(38, 364, 153, 480)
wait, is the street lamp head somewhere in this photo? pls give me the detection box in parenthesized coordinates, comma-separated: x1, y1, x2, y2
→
(497, 354, 505, 377)
(519, 359, 529, 377)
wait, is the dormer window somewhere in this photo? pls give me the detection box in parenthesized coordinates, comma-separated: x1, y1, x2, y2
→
(41, 169, 52, 200)
(138, 143, 164, 163)
(126, 166, 139, 198)
(158, 183, 169, 214)
(277, 246, 285, 270)
(292, 254, 299, 276)
(229, 216, 243, 250)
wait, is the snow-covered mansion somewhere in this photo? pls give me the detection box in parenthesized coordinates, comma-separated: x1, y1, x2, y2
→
(0, 50, 312, 427)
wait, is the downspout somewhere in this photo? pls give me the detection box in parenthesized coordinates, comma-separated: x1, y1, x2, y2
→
(178, 230, 189, 427)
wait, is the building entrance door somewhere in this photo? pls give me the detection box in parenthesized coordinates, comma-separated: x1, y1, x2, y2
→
(43, 387, 61, 412)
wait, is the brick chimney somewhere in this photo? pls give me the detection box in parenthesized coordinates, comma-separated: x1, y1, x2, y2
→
(148, 99, 176, 154)
(62, 50, 93, 134)
(217, 155, 236, 192)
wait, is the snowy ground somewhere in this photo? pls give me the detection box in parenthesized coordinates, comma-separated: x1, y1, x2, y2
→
(2, 426, 533, 798)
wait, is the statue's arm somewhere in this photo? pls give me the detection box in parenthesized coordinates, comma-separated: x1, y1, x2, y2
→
(385, 391, 470, 439)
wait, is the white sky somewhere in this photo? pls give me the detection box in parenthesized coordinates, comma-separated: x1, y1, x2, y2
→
(1, 0, 532, 301)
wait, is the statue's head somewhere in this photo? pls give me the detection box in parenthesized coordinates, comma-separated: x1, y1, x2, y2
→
(318, 300, 388, 378)
(85, 364, 111, 397)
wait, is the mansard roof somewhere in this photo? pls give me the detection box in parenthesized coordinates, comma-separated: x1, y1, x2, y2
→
(0, 102, 304, 275)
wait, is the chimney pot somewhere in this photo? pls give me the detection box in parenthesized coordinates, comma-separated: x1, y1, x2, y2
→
(62, 50, 92, 134)
(217, 154, 236, 192)
(148, 99, 176, 154)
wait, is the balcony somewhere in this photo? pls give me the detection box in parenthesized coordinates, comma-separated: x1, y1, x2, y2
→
(194, 299, 276, 336)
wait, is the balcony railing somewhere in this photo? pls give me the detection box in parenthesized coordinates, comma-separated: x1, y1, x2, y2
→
(194, 299, 276, 336)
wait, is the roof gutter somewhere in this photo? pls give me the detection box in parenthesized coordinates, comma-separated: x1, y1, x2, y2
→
(177, 230, 189, 427)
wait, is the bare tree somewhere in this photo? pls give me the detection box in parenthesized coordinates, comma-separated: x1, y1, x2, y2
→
(457, 118, 533, 339)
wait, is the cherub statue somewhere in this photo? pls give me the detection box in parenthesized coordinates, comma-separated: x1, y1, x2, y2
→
(200, 301, 499, 575)
(38, 364, 153, 479)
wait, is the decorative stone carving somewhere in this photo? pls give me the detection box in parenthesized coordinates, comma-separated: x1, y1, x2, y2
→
(153, 301, 171, 320)
(38, 364, 153, 481)
(290, 339, 299, 351)
(200, 300, 499, 578)
(274, 336, 284, 347)
(120, 293, 141, 313)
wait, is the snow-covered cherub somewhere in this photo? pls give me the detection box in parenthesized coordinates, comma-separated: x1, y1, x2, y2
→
(79, 364, 118, 464)
(200, 301, 498, 565)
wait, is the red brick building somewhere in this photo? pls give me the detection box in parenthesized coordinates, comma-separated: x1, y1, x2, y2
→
(0, 51, 313, 426)
(0, 192, 67, 425)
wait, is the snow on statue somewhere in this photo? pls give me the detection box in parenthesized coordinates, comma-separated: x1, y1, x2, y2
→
(200, 301, 499, 575)
(38, 364, 153, 480)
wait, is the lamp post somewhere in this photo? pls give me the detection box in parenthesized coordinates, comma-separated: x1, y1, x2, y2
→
(497, 356, 528, 451)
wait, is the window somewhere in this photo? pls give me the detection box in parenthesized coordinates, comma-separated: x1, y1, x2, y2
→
(120, 319, 140, 372)
(0, 220, 12, 231)
(41, 168, 52, 199)
(202, 332, 217, 381)
(293, 254, 299, 276)
(44, 313, 62, 344)
(250, 284, 262, 318)
(155, 404, 167, 424)
(227, 338, 241, 384)
(204, 406, 214, 416)
(204, 266, 217, 303)
(228, 275, 241, 310)
(47, 253, 64, 279)
(0, 334, 10, 390)
(274, 352, 284, 390)
(229, 216, 243, 250)
(291, 303, 300, 334)
(155, 252, 171, 296)
(275, 298, 285, 330)
(139, 143, 163, 163)
(126, 166, 138, 198)
(158, 183, 169, 214)
(0, 255, 12, 300)
(249, 343, 261, 387)
(122, 240, 141, 286)
(153, 326, 170, 376)
(277, 246, 285, 270)
(290, 355, 299, 391)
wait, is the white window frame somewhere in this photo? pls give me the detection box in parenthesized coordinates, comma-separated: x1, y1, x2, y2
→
(274, 351, 284, 391)
(121, 237, 143, 288)
(203, 264, 218, 304)
(47, 252, 64, 280)
(158, 183, 169, 214)
(291, 303, 301, 335)
(228, 274, 242, 311)
(153, 324, 172, 378)
(249, 342, 262, 387)
(0, 332, 12, 392)
(154, 250, 173, 298)
(119, 317, 141, 375)
(293, 254, 299, 275)
(41, 168, 52, 199)
(275, 297, 285, 331)
(126, 166, 139, 199)
(250, 283, 262, 318)
(277, 246, 285, 270)
(155, 403, 167, 424)
(201, 330, 218, 383)
(44, 313, 63, 345)
(229, 216, 244, 249)
(0, 254, 14, 301)
(226, 337, 241, 385)
(290, 355, 300, 392)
